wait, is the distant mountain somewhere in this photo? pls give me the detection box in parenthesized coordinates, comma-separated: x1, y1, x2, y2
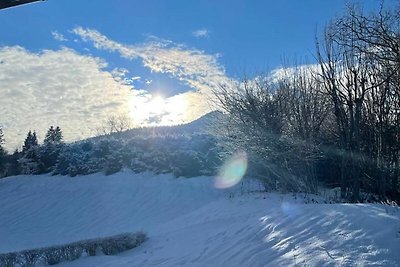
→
(177, 110, 225, 133)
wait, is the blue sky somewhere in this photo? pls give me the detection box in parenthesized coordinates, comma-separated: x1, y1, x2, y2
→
(1, 0, 389, 72)
(0, 0, 392, 149)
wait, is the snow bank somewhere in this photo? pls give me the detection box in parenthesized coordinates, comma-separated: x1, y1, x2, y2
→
(0, 171, 399, 266)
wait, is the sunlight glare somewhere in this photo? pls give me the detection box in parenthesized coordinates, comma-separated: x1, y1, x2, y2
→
(128, 92, 190, 126)
(149, 95, 164, 111)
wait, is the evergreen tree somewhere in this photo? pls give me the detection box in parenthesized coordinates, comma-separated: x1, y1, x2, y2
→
(44, 126, 55, 144)
(41, 126, 64, 173)
(23, 130, 38, 151)
(54, 126, 63, 143)
(5, 149, 22, 176)
(44, 126, 63, 144)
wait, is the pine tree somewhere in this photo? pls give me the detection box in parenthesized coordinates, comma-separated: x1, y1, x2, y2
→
(44, 126, 55, 144)
(23, 130, 38, 151)
(44, 126, 63, 144)
(54, 126, 63, 143)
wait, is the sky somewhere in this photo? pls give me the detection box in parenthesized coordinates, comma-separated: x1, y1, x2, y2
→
(0, 0, 393, 150)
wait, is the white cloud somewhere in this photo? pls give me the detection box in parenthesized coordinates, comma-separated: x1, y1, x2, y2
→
(0, 46, 137, 150)
(192, 28, 209, 38)
(71, 27, 235, 127)
(72, 27, 233, 96)
(51, 31, 68, 42)
(269, 63, 321, 83)
(110, 67, 134, 86)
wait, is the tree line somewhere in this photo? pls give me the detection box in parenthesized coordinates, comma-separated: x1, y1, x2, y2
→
(0, 123, 221, 178)
(0, 126, 64, 176)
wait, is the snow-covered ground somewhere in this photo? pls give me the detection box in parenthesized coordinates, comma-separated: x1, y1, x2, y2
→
(0, 171, 399, 266)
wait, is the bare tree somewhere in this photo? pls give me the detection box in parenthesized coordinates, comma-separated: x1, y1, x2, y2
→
(315, 3, 400, 201)
(213, 71, 329, 193)
(212, 3, 400, 201)
(97, 114, 133, 136)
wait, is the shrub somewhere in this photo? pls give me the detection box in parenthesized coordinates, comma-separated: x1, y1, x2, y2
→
(42, 248, 62, 265)
(0, 253, 18, 267)
(20, 249, 41, 266)
(82, 240, 98, 256)
(0, 232, 147, 266)
(100, 232, 147, 255)
(63, 244, 82, 261)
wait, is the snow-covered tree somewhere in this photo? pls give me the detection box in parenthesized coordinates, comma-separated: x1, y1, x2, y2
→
(23, 130, 38, 152)
(44, 126, 63, 144)
(18, 147, 43, 174)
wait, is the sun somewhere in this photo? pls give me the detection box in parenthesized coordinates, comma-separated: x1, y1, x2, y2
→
(128, 93, 189, 126)
(164, 94, 188, 120)
(148, 95, 165, 113)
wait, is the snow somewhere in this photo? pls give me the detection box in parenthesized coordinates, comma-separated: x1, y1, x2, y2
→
(0, 170, 399, 266)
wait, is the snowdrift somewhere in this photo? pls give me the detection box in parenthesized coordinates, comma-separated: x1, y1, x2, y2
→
(0, 171, 399, 266)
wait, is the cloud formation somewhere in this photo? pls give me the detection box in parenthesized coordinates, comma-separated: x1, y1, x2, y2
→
(72, 27, 232, 96)
(51, 31, 68, 42)
(69, 26, 236, 131)
(0, 46, 134, 150)
(192, 29, 209, 38)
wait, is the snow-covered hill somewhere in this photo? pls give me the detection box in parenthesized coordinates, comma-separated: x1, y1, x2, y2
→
(97, 110, 224, 141)
(0, 171, 399, 266)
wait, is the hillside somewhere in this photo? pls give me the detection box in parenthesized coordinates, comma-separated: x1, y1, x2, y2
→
(109, 110, 224, 139)
(0, 171, 399, 266)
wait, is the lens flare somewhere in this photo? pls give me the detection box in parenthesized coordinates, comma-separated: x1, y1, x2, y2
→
(215, 150, 248, 189)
